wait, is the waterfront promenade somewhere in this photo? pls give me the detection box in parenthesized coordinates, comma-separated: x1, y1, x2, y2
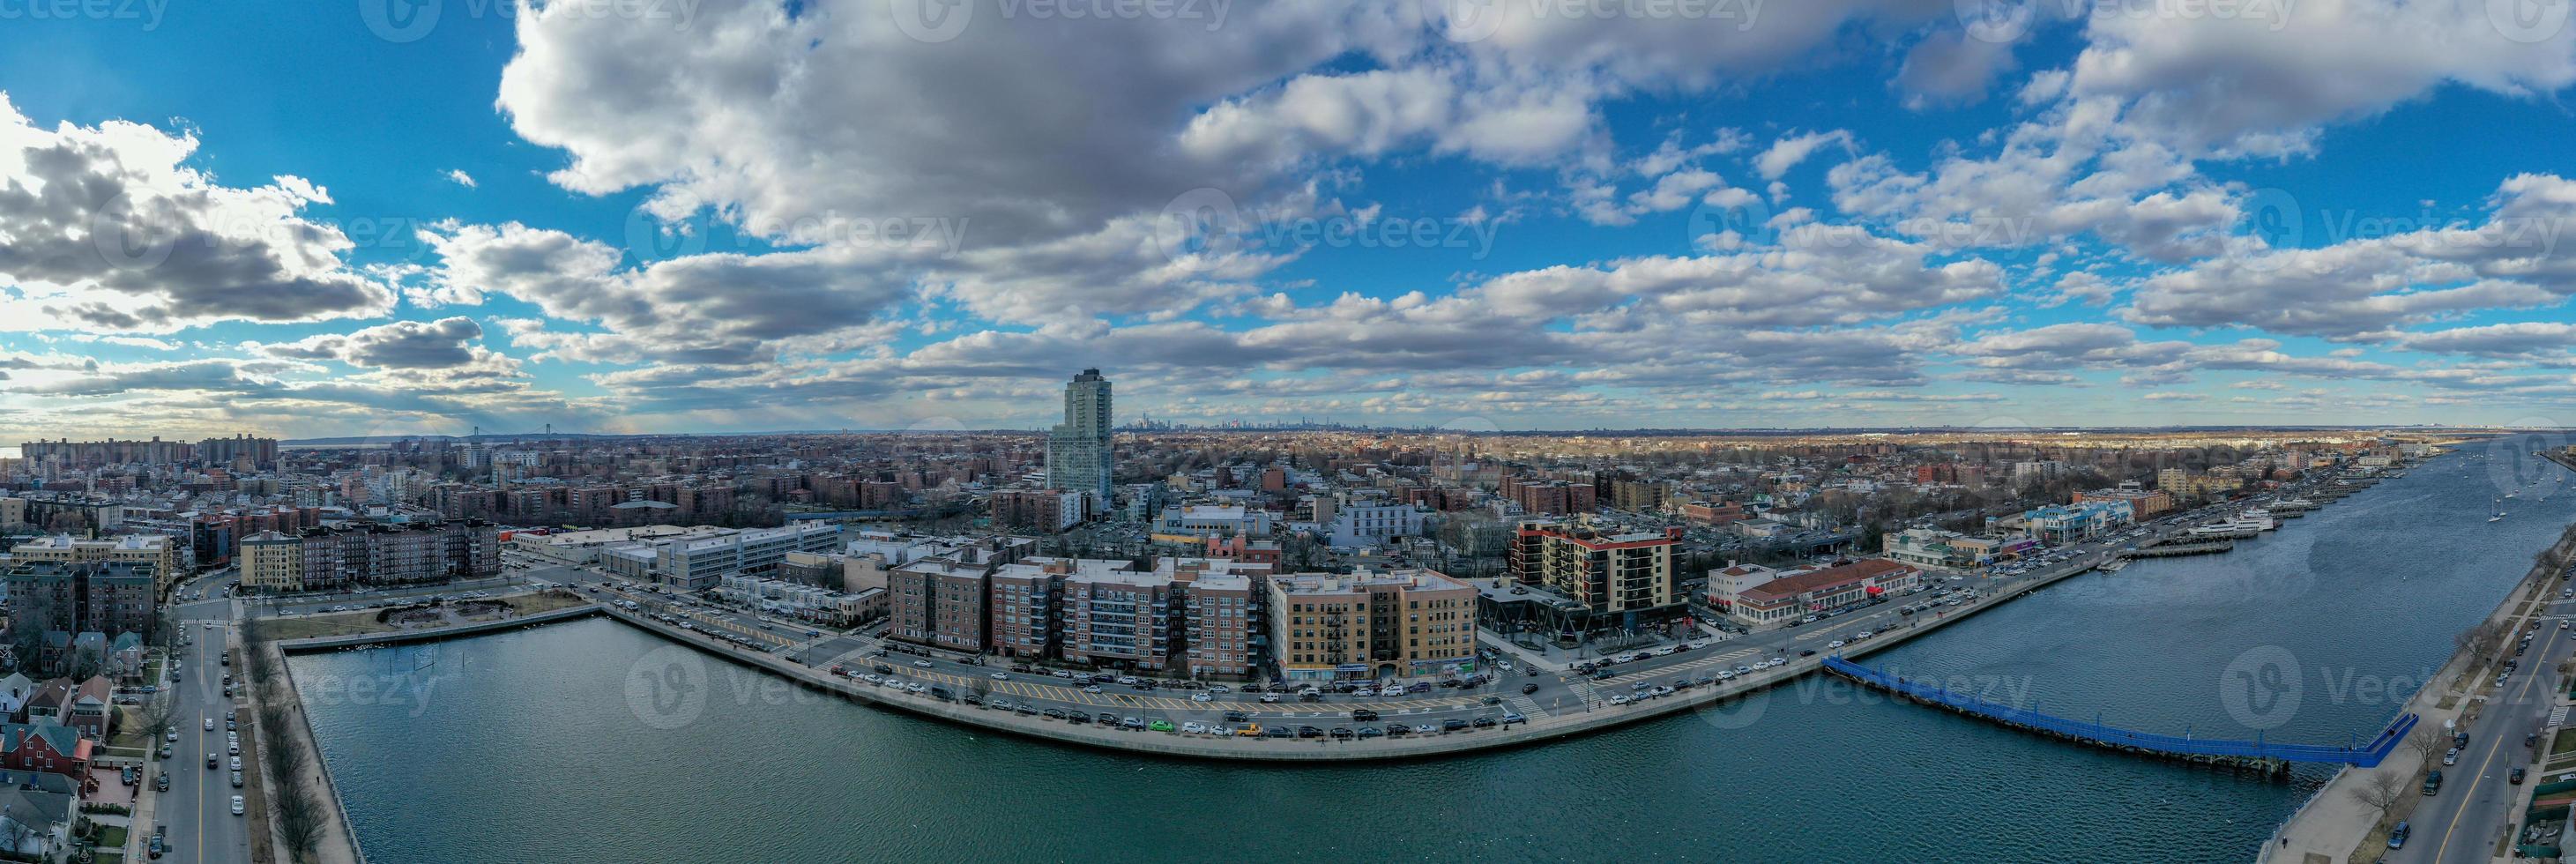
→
(2260, 509, 2576, 861)
(584, 541, 2121, 762)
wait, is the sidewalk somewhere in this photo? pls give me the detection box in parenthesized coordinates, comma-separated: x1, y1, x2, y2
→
(1478, 637, 1569, 674)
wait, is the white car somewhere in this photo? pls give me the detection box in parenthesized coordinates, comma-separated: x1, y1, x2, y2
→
(860, 674, 882, 684)
(1083, 685, 1104, 694)
(1190, 693, 1215, 703)
(989, 673, 1009, 681)
(205, 718, 216, 731)
(1608, 695, 1632, 705)
(231, 795, 245, 816)
(912, 659, 933, 668)
(1180, 721, 1207, 734)
(1828, 640, 1848, 649)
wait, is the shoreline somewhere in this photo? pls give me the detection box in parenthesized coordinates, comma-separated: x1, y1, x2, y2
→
(2257, 466, 2576, 861)
(272, 603, 607, 655)
(276, 478, 2402, 768)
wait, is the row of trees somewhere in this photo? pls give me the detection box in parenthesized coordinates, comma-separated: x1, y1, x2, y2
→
(239, 622, 325, 861)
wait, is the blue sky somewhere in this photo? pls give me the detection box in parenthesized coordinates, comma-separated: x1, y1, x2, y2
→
(5, 0, 2576, 438)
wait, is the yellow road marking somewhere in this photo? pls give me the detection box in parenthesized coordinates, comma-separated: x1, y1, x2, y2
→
(2433, 615, 2559, 860)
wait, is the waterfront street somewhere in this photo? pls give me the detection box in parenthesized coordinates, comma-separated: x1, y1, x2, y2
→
(151, 585, 253, 864)
(2398, 584, 2576, 863)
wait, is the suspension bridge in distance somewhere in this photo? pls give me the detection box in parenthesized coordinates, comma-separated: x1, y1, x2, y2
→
(1822, 657, 2419, 778)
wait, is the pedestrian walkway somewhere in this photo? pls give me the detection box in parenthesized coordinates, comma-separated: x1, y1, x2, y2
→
(1829, 657, 2416, 764)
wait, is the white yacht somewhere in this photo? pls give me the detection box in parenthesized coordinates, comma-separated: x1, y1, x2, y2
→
(2191, 510, 2276, 535)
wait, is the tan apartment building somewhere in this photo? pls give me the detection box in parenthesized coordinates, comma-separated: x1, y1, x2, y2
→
(1269, 568, 1478, 682)
(238, 530, 305, 592)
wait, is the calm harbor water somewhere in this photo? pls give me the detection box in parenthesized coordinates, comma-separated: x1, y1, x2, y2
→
(294, 436, 2576, 863)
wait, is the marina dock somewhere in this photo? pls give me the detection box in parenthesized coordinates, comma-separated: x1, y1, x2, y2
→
(2118, 540, 2236, 559)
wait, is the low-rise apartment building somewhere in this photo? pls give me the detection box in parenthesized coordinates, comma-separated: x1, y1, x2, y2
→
(237, 520, 501, 592)
(1269, 568, 1477, 682)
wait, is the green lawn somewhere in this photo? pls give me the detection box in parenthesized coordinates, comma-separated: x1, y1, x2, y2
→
(95, 824, 128, 849)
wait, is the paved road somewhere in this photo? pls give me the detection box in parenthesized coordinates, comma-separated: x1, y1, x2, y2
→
(2399, 584, 2576, 863)
(155, 588, 252, 864)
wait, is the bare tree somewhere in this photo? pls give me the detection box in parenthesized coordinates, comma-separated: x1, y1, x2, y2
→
(2351, 771, 2407, 817)
(2455, 621, 2504, 661)
(2403, 727, 2444, 763)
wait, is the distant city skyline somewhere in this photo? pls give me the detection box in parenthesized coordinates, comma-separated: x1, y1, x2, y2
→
(9, 4, 2576, 439)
